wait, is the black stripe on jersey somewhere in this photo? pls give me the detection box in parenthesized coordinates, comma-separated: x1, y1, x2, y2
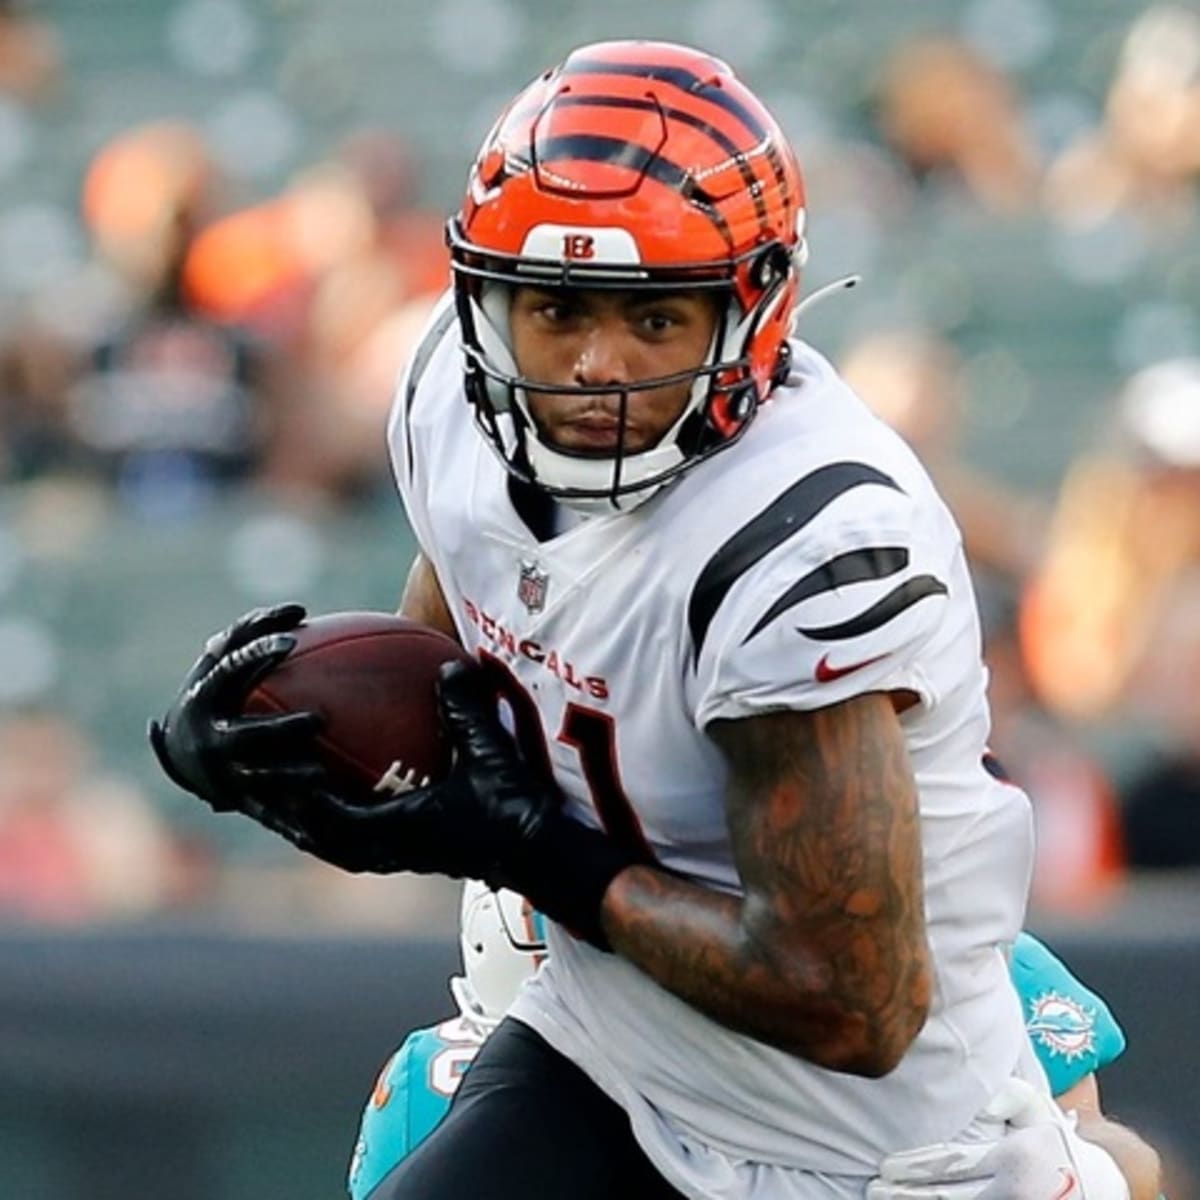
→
(521, 134, 731, 242)
(688, 462, 903, 663)
(561, 59, 769, 142)
(401, 302, 458, 478)
(741, 546, 909, 645)
(549, 94, 769, 231)
(796, 575, 948, 642)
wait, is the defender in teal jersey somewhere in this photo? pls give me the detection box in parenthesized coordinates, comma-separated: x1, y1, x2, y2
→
(348, 882, 546, 1200)
(349, 910, 1141, 1200)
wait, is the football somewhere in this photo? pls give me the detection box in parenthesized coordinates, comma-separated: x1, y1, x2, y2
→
(243, 611, 472, 800)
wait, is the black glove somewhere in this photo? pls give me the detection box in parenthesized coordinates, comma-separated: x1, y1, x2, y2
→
(148, 604, 334, 853)
(249, 661, 639, 949)
(418, 660, 641, 947)
(152, 615, 638, 948)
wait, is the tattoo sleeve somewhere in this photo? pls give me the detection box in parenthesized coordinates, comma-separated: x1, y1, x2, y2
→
(600, 692, 932, 1075)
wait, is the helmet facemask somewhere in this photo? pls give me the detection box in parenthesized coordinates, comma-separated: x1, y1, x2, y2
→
(451, 239, 800, 514)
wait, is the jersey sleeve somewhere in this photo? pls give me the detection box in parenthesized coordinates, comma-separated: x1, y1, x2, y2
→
(1010, 932, 1127, 1097)
(346, 1027, 458, 1200)
(692, 474, 954, 728)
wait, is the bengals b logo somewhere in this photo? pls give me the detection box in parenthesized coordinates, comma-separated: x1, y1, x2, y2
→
(562, 233, 596, 260)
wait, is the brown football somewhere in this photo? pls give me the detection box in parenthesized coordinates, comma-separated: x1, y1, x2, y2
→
(243, 611, 471, 800)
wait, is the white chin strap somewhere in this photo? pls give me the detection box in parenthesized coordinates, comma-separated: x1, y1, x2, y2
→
(522, 418, 687, 514)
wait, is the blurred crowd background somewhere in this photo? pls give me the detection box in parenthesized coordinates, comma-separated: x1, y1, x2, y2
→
(2, 1, 1199, 1196)
(1, 0, 1199, 933)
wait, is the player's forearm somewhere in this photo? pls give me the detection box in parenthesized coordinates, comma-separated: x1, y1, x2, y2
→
(601, 862, 924, 1076)
(603, 697, 932, 1074)
(1075, 1111, 1162, 1200)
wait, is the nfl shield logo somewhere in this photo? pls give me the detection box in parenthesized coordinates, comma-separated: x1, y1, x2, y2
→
(517, 560, 549, 613)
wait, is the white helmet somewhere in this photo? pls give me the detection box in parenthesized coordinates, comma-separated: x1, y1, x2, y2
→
(450, 880, 548, 1028)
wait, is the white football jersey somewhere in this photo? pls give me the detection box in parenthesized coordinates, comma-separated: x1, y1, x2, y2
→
(387, 295, 1035, 1196)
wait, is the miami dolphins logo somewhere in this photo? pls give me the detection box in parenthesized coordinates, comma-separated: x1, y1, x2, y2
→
(1027, 991, 1097, 1062)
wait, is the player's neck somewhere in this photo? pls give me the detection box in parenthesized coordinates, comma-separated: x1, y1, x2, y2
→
(507, 476, 586, 541)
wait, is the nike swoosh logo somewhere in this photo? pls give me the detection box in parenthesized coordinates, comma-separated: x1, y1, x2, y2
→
(814, 651, 887, 682)
(1050, 1167, 1078, 1200)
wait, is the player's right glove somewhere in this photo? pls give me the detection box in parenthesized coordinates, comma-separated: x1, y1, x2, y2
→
(866, 1079, 1130, 1200)
(149, 604, 313, 798)
(148, 603, 338, 856)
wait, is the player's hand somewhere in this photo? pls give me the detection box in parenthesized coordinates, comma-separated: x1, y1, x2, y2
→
(358, 661, 640, 947)
(866, 1079, 1130, 1199)
(152, 636, 637, 947)
(250, 659, 561, 878)
(148, 604, 326, 809)
(269, 661, 639, 948)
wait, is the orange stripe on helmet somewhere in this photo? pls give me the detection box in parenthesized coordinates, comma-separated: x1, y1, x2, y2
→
(560, 56, 770, 140)
(547, 55, 801, 244)
(520, 134, 734, 245)
(558, 59, 798, 216)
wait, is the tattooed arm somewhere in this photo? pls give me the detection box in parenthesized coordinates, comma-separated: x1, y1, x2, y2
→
(600, 692, 933, 1076)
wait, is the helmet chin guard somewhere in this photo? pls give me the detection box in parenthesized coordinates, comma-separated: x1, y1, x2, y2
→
(449, 39, 808, 512)
(458, 278, 770, 513)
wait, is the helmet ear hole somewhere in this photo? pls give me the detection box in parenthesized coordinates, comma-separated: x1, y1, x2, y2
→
(709, 380, 758, 437)
(751, 243, 792, 290)
(771, 341, 793, 388)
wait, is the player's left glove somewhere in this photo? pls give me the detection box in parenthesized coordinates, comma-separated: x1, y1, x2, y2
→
(866, 1079, 1130, 1200)
(361, 660, 641, 949)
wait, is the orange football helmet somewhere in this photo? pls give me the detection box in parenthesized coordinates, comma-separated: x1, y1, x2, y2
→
(448, 40, 808, 511)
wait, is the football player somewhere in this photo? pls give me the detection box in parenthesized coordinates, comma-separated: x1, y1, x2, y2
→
(347, 892, 1159, 1200)
(151, 39, 1155, 1197)
(346, 883, 548, 1200)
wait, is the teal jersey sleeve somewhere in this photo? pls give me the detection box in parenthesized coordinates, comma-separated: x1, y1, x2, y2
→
(1011, 932, 1127, 1097)
(347, 1019, 484, 1200)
